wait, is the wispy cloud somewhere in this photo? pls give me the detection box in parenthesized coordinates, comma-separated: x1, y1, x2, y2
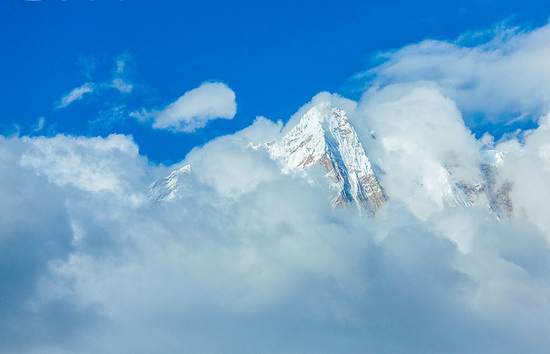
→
(32, 117, 45, 133)
(115, 58, 126, 74)
(110, 54, 134, 94)
(57, 82, 94, 109)
(88, 105, 128, 134)
(56, 55, 134, 109)
(110, 78, 133, 93)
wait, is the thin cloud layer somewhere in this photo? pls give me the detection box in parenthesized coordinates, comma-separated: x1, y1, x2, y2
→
(137, 82, 237, 133)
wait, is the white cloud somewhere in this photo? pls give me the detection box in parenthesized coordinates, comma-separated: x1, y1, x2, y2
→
(20, 134, 145, 199)
(57, 82, 94, 109)
(143, 82, 237, 132)
(362, 21, 550, 123)
(353, 82, 482, 220)
(110, 78, 133, 93)
(115, 59, 126, 74)
(493, 113, 550, 236)
(3, 107, 550, 353)
(0, 136, 90, 352)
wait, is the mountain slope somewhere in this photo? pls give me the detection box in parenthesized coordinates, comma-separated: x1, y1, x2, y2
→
(146, 100, 513, 220)
(147, 164, 191, 202)
(264, 102, 386, 215)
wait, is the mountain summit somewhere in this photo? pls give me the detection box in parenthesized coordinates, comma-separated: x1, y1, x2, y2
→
(147, 99, 512, 219)
(148, 101, 387, 214)
(147, 164, 191, 202)
(264, 102, 386, 215)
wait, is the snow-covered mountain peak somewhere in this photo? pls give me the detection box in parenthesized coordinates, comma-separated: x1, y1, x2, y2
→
(147, 164, 191, 202)
(295, 101, 347, 128)
(265, 101, 386, 215)
(145, 99, 514, 221)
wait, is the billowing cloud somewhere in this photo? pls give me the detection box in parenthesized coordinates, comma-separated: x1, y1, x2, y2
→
(137, 82, 237, 132)
(57, 83, 94, 109)
(361, 21, 550, 124)
(495, 112, 550, 236)
(4, 90, 550, 353)
(352, 82, 482, 220)
(0, 137, 95, 352)
(20, 134, 145, 198)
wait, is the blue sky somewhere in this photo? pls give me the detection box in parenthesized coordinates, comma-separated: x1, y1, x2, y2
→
(2, 0, 550, 164)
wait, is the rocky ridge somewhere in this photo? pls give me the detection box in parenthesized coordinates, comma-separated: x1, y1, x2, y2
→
(264, 102, 386, 215)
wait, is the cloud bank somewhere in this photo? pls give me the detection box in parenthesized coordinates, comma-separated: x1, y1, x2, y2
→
(4, 19, 550, 354)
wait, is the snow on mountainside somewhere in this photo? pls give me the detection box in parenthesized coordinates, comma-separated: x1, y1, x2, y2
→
(147, 99, 514, 219)
(479, 150, 513, 219)
(417, 148, 513, 219)
(264, 102, 386, 215)
(147, 164, 191, 202)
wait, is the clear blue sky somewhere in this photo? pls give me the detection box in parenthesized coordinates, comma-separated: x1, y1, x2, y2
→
(2, 0, 549, 164)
